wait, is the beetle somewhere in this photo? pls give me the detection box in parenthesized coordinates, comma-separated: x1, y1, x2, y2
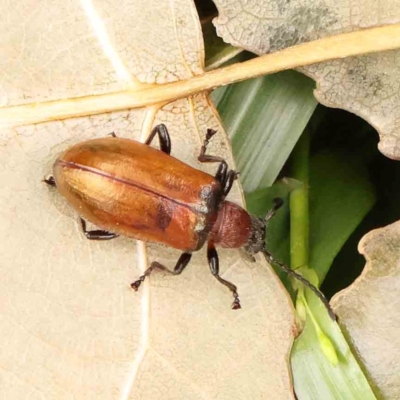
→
(44, 124, 334, 317)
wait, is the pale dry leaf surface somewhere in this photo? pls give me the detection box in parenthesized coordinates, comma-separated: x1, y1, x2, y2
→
(0, 0, 204, 107)
(212, 0, 400, 159)
(331, 221, 400, 399)
(0, 0, 296, 399)
(0, 98, 296, 400)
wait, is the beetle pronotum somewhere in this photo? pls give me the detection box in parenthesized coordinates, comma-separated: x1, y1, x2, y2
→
(45, 124, 334, 318)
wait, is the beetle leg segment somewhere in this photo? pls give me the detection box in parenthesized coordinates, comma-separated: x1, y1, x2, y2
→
(145, 124, 171, 155)
(207, 243, 241, 310)
(198, 130, 239, 199)
(221, 170, 239, 198)
(198, 129, 225, 163)
(43, 176, 56, 187)
(131, 252, 192, 291)
(80, 218, 119, 240)
(214, 161, 228, 183)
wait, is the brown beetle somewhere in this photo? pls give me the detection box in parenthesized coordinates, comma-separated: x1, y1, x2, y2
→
(45, 124, 334, 317)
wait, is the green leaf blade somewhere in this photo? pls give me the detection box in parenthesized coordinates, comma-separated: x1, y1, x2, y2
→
(214, 70, 317, 191)
(292, 296, 378, 400)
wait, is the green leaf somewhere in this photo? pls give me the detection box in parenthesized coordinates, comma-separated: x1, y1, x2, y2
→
(289, 141, 377, 399)
(245, 149, 376, 287)
(292, 294, 377, 400)
(213, 70, 317, 191)
(308, 150, 376, 282)
(244, 126, 377, 399)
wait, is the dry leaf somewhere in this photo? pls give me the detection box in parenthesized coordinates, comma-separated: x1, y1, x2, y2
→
(0, 0, 296, 398)
(212, 0, 400, 160)
(331, 221, 400, 399)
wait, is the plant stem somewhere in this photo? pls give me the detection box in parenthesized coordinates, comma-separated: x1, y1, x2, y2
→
(290, 130, 310, 270)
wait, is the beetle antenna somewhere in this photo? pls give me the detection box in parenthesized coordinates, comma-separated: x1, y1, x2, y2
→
(262, 249, 336, 321)
(265, 197, 284, 222)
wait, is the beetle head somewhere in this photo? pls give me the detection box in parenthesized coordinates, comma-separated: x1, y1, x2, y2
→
(243, 215, 267, 254)
(244, 197, 284, 254)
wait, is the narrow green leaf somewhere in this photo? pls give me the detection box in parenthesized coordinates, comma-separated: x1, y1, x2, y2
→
(309, 150, 376, 282)
(292, 294, 378, 400)
(213, 70, 317, 191)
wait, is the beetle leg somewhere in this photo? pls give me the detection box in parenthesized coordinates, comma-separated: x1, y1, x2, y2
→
(214, 161, 228, 183)
(109, 132, 117, 137)
(198, 129, 225, 163)
(221, 170, 239, 198)
(145, 124, 171, 155)
(43, 176, 56, 187)
(207, 242, 241, 310)
(131, 252, 192, 291)
(80, 218, 119, 240)
(198, 129, 239, 198)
